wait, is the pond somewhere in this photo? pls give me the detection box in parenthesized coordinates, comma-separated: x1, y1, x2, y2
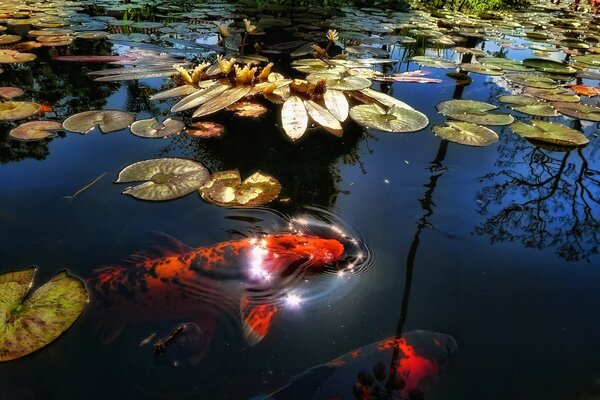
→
(1, 1, 599, 399)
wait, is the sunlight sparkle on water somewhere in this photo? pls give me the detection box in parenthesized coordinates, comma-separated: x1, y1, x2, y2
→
(285, 293, 303, 309)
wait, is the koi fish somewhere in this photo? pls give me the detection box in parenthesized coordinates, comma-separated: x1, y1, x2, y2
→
(254, 330, 458, 400)
(88, 232, 344, 351)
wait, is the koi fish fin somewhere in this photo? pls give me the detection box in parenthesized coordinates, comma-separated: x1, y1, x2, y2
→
(240, 295, 278, 346)
(121, 231, 192, 264)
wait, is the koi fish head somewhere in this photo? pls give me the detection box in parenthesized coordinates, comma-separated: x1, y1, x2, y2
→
(251, 234, 344, 276)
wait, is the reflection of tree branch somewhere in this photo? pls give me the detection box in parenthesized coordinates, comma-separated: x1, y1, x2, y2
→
(476, 132, 599, 262)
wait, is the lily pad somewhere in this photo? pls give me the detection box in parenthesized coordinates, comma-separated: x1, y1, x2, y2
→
(324, 89, 349, 122)
(436, 100, 514, 125)
(349, 103, 429, 133)
(505, 74, 558, 89)
(497, 95, 558, 117)
(0, 50, 37, 64)
(62, 110, 135, 134)
(477, 57, 532, 72)
(553, 102, 600, 122)
(9, 121, 63, 141)
(522, 58, 577, 75)
(326, 76, 371, 91)
(227, 101, 268, 117)
(411, 56, 456, 69)
(186, 122, 225, 138)
(433, 121, 498, 146)
(192, 86, 252, 118)
(281, 96, 308, 141)
(459, 63, 503, 76)
(0, 102, 40, 121)
(0, 268, 88, 362)
(524, 87, 580, 102)
(0, 87, 24, 100)
(130, 118, 185, 138)
(304, 100, 343, 137)
(116, 158, 210, 201)
(199, 170, 281, 208)
(510, 120, 589, 148)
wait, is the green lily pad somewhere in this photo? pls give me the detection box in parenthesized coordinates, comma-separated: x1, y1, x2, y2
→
(510, 120, 589, 148)
(553, 102, 600, 122)
(524, 87, 580, 103)
(326, 76, 371, 91)
(477, 57, 532, 72)
(0, 102, 40, 121)
(63, 110, 135, 134)
(116, 158, 210, 201)
(0, 268, 88, 362)
(522, 58, 577, 75)
(411, 56, 457, 69)
(505, 74, 558, 89)
(436, 99, 514, 125)
(497, 95, 558, 117)
(349, 103, 429, 133)
(200, 170, 281, 208)
(459, 63, 503, 76)
(130, 118, 185, 138)
(9, 121, 63, 141)
(432, 121, 499, 146)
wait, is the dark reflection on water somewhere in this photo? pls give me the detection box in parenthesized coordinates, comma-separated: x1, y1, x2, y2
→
(1, 3, 600, 400)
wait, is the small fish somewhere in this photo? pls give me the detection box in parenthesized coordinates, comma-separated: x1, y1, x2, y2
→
(254, 330, 458, 400)
(88, 232, 344, 354)
(39, 104, 53, 114)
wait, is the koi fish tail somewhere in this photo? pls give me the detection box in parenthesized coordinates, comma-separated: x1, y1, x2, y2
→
(240, 295, 278, 346)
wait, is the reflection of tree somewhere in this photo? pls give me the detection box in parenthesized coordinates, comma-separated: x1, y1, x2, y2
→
(476, 136, 600, 262)
(0, 40, 120, 164)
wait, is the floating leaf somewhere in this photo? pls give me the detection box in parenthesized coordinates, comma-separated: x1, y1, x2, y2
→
(149, 85, 199, 101)
(130, 118, 185, 138)
(324, 89, 349, 122)
(411, 56, 456, 69)
(116, 158, 210, 201)
(570, 85, 600, 97)
(553, 102, 600, 122)
(0, 50, 37, 64)
(459, 63, 503, 76)
(326, 76, 371, 91)
(62, 110, 135, 134)
(436, 99, 514, 125)
(9, 121, 63, 141)
(497, 95, 558, 117)
(187, 122, 225, 138)
(281, 96, 308, 141)
(0, 102, 40, 121)
(477, 57, 532, 72)
(510, 120, 589, 148)
(192, 86, 252, 118)
(227, 101, 268, 117)
(303, 100, 343, 137)
(349, 103, 429, 133)
(200, 170, 281, 208)
(524, 87, 580, 103)
(356, 88, 414, 110)
(432, 121, 499, 146)
(0, 87, 24, 100)
(0, 268, 88, 362)
(505, 74, 558, 89)
(522, 58, 577, 75)
(171, 83, 229, 113)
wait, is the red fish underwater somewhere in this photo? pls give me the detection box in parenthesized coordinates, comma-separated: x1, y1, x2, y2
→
(88, 232, 344, 353)
(253, 330, 458, 400)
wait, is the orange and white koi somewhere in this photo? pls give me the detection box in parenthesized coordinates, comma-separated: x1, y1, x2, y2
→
(88, 232, 344, 348)
(254, 330, 458, 400)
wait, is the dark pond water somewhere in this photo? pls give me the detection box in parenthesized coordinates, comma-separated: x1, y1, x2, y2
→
(1, 1, 600, 399)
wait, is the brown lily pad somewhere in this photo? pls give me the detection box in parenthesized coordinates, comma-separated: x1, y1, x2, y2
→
(200, 170, 281, 208)
(9, 121, 63, 141)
